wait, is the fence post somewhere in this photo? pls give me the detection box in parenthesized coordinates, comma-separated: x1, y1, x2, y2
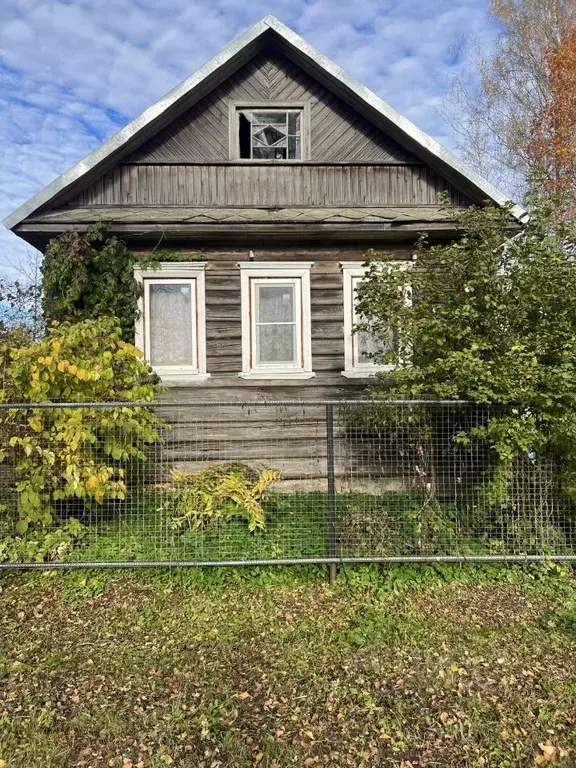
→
(325, 404, 337, 584)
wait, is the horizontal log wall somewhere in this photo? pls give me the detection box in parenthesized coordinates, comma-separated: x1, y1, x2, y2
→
(69, 163, 470, 207)
(132, 244, 413, 400)
(148, 247, 413, 485)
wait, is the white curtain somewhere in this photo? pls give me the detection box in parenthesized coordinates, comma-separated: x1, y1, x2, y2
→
(255, 285, 296, 364)
(149, 283, 194, 366)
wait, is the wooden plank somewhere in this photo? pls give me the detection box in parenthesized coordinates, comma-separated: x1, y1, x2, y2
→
(125, 49, 417, 166)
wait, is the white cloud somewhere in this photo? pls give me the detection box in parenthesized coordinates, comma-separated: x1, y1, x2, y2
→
(0, 0, 499, 279)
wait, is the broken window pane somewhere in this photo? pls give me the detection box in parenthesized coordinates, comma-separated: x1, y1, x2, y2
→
(238, 109, 302, 159)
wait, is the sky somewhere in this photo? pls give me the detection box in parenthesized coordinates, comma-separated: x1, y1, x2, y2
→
(0, 0, 500, 280)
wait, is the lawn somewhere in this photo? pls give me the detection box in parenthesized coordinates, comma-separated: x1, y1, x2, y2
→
(68, 488, 575, 565)
(2, 564, 576, 767)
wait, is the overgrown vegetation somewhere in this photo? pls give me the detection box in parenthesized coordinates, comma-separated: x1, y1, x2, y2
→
(0, 318, 164, 562)
(1, 564, 576, 767)
(41, 224, 203, 342)
(166, 463, 281, 533)
(42, 224, 140, 342)
(358, 198, 576, 524)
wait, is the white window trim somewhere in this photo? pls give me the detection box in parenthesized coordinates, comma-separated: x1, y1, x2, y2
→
(134, 262, 209, 385)
(238, 262, 315, 379)
(340, 260, 413, 379)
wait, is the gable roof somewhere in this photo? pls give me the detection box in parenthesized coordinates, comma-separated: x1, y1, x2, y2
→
(3, 15, 525, 231)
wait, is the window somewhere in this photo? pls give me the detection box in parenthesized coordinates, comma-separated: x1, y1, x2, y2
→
(341, 262, 411, 378)
(134, 263, 209, 384)
(232, 103, 308, 160)
(238, 262, 314, 379)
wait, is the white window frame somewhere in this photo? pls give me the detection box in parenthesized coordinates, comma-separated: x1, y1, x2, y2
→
(134, 262, 209, 385)
(238, 262, 314, 379)
(341, 261, 413, 378)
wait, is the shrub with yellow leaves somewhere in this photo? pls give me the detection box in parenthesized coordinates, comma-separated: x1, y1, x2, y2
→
(0, 317, 165, 562)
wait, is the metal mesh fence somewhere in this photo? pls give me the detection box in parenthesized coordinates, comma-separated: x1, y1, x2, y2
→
(1, 400, 575, 568)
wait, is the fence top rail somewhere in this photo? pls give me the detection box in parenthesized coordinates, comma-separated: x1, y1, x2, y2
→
(0, 399, 478, 409)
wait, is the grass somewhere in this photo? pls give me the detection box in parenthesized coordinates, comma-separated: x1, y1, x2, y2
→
(69, 488, 572, 565)
(2, 563, 576, 767)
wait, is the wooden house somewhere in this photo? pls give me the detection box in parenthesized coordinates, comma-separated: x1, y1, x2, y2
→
(3, 16, 523, 406)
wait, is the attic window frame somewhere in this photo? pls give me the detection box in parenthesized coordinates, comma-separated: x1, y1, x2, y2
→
(230, 101, 311, 162)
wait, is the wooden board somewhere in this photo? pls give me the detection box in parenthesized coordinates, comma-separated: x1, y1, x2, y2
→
(124, 50, 417, 165)
(69, 163, 471, 207)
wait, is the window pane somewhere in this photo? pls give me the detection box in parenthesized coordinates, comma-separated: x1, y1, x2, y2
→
(287, 112, 301, 133)
(253, 124, 286, 146)
(253, 112, 287, 124)
(256, 284, 295, 323)
(257, 324, 296, 364)
(149, 283, 194, 366)
(288, 136, 300, 159)
(357, 326, 395, 364)
(253, 146, 286, 159)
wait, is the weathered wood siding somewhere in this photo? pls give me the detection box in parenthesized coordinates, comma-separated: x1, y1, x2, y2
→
(69, 163, 471, 207)
(142, 245, 412, 486)
(132, 245, 413, 400)
(127, 50, 416, 164)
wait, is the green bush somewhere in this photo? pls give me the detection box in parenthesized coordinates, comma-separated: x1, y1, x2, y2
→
(0, 317, 165, 562)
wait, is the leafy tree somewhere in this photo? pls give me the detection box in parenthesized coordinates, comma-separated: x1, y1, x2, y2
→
(41, 224, 140, 342)
(0, 317, 164, 562)
(0, 276, 42, 338)
(357, 199, 576, 500)
(444, 0, 576, 198)
(529, 24, 576, 218)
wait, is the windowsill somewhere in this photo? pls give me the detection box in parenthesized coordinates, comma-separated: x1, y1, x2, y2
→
(341, 368, 395, 378)
(238, 371, 316, 380)
(158, 373, 211, 387)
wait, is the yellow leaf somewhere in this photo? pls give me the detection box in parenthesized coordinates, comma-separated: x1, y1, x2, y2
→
(539, 742, 556, 758)
(0, 759, 6, 768)
(57, 361, 67, 373)
(68, 364, 78, 375)
(86, 476, 99, 491)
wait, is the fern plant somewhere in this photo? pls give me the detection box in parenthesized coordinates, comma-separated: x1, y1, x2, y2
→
(167, 462, 280, 533)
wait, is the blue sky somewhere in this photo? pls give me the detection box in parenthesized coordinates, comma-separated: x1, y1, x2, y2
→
(0, 0, 499, 278)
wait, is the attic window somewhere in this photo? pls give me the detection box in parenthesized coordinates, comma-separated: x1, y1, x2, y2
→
(237, 108, 302, 160)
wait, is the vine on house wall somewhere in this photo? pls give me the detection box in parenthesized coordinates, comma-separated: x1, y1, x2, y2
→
(41, 223, 203, 342)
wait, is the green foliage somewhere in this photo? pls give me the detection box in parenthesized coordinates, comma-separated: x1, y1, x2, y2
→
(42, 223, 139, 341)
(41, 223, 200, 342)
(0, 317, 164, 562)
(357, 198, 576, 504)
(166, 462, 281, 533)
